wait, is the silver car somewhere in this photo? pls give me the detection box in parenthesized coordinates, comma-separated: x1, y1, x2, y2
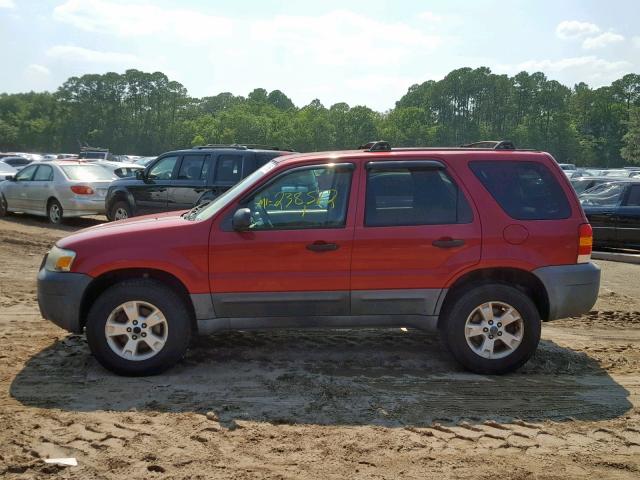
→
(0, 161, 115, 223)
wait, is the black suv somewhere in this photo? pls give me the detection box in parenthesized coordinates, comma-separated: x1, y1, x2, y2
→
(105, 145, 293, 220)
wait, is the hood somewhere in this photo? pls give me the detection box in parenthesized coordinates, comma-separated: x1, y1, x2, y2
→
(57, 211, 191, 249)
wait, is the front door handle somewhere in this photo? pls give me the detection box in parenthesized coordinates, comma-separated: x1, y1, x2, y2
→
(306, 241, 339, 252)
(432, 238, 465, 248)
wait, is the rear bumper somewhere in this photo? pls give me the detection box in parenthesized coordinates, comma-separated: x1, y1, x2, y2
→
(37, 268, 92, 333)
(61, 197, 106, 216)
(533, 262, 601, 320)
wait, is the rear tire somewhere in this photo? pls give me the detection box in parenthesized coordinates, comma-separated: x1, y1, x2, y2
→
(108, 200, 132, 221)
(86, 279, 192, 376)
(0, 194, 8, 217)
(440, 284, 541, 374)
(47, 199, 63, 224)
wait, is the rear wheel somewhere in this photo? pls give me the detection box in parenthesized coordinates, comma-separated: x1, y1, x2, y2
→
(86, 279, 192, 376)
(0, 194, 8, 217)
(440, 284, 541, 374)
(47, 199, 63, 224)
(109, 200, 132, 221)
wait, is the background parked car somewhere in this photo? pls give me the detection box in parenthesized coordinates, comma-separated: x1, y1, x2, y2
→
(1, 156, 33, 169)
(97, 161, 144, 178)
(0, 161, 116, 223)
(0, 162, 18, 179)
(105, 145, 293, 220)
(134, 156, 156, 166)
(571, 176, 620, 194)
(579, 180, 640, 249)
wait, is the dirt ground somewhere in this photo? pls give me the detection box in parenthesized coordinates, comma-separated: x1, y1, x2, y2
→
(0, 214, 639, 479)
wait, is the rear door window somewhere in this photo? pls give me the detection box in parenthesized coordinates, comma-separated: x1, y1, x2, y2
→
(177, 154, 208, 181)
(33, 165, 53, 181)
(365, 167, 473, 227)
(624, 185, 640, 206)
(470, 161, 571, 220)
(215, 155, 243, 183)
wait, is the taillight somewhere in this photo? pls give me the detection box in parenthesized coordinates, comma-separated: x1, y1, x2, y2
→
(70, 185, 94, 195)
(578, 223, 593, 263)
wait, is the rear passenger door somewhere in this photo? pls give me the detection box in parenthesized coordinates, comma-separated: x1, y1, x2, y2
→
(30, 164, 54, 211)
(615, 184, 640, 248)
(166, 154, 211, 211)
(351, 160, 481, 316)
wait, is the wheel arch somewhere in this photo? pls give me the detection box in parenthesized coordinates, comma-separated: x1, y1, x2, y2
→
(80, 268, 197, 332)
(439, 267, 550, 325)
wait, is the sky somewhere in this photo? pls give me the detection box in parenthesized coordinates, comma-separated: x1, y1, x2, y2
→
(1, 0, 639, 110)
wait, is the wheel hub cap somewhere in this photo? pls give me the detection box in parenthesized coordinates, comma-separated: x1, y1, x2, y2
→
(105, 301, 168, 361)
(464, 301, 524, 360)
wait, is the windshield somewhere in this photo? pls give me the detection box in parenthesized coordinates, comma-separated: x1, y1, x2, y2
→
(193, 160, 277, 221)
(60, 164, 116, 181)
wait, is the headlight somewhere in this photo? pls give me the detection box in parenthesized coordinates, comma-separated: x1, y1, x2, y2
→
(44, 246, 77, 272)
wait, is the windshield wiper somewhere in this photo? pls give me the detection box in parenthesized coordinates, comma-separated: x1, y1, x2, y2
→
(183, 200, 212, 221)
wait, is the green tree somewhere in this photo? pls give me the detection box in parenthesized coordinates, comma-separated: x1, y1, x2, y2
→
(621, 107, 640, 164)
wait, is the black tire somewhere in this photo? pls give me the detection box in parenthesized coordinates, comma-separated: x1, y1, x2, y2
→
(86, 279, 192, 376)
(0, 194, 8, 217)
(440, 284, 541, 375)
(47, 198, 63, 224)
(108, 200, 132, 221)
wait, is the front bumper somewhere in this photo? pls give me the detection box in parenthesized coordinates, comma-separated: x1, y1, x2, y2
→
(533, 262, 601, 320)
(37, 268, 92, 333)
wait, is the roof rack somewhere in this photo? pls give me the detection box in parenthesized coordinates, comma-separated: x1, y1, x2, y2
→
(359, 141, 392, 152)
(192, 144, 294, 152)
(460, 140, 516, 150)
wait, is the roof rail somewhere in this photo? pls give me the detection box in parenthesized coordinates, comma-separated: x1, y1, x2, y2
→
(359, 141, 392, 152)
(192, 143, 294, 152)
(460, 140, 516, 150)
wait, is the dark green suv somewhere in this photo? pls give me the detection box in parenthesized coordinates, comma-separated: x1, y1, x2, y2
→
(105, 145, 293, 220)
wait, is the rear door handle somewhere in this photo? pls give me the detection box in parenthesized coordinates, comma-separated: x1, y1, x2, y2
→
(432, 238, 465, 248)
(306, 241, 339, 252)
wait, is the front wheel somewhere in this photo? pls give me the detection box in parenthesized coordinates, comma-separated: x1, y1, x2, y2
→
(440, 284, 541, 374)
(108, 200, 132, 221)
(86, 279, 192, 376)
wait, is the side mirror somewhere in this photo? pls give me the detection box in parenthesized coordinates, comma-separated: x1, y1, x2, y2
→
(6, 175, 16, 181)
(135, 170, 144, 180)
(232, 208, 252, 231)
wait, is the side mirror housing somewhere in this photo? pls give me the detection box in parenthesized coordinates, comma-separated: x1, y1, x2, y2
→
(232, 208, 252, 231)
(135, 169, 144, 180)
(6, 175, 16, 181)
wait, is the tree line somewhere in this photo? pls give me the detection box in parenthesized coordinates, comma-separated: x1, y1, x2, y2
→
(0, 67, 639, 166)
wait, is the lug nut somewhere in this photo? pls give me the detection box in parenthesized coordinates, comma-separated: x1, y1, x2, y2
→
(141, 332, 147, 337)
(142, 323, 147, 328)
(126, 327, 132, 333)
(488, 335, 494, 339)
(132, 335, 137, 340)
(488, 320, 493, 325)
(497, 322, 502, 327)
(483, 327, 489, 333)
(497, 332, 502, 336)
(133, 320, 138, 326)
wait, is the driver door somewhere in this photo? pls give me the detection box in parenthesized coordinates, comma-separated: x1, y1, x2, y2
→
(209, 162, 358, 318)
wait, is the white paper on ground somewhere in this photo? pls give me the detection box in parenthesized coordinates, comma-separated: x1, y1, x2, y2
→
(44, 458, 78, 467)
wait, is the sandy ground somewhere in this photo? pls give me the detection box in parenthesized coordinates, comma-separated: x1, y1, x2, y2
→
(0, 213, 639, 479)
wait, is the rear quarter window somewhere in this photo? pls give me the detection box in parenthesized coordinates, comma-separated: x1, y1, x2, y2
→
(470, 161, 571, 220)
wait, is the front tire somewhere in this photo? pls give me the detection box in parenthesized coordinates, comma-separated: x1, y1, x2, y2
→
(47, 198, 63, 224)
(440, 284, 541, 374)
(86, 279, 192, 376)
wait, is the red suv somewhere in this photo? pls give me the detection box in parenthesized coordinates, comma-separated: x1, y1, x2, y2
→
(37, 141, 600, 376)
